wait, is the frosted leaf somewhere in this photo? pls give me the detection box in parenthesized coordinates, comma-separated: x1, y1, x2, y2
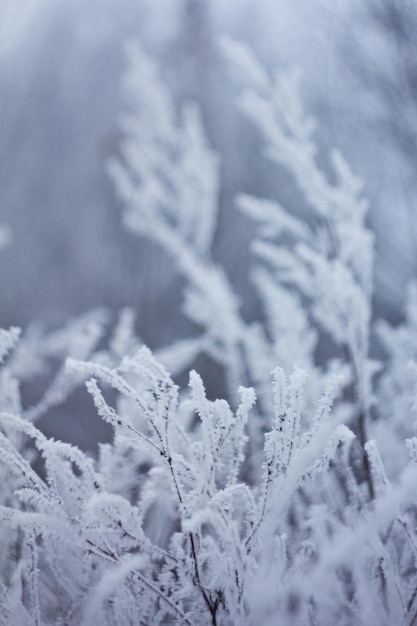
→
(85, 377, 163, 457)
(237, 386, 256, 422)
(237, 193, 309, 241)
(108, 308, 140, 360)
(220, 36, 269, 91)
(365, 440, 391, 493)
(311, 374, 343, 430)
(301, 424, 355, 480)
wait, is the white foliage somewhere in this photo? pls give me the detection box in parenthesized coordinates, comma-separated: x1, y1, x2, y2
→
(110, 41, 219, 259)
(221, 40, 379, 503)
(1, 36, 416, 626)
(0, 341, 359, 625)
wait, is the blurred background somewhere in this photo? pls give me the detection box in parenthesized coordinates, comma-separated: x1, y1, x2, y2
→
(1, 0, 416, 444)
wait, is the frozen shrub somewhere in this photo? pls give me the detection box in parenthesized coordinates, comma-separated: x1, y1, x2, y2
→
(1, 39, 417, 626)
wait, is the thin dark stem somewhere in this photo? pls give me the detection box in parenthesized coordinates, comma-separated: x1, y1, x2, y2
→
(342, 344, 375, 501)
(164, 437, 221, 624)
(357, 408, 375, 501)
(245, 461, 273, 551)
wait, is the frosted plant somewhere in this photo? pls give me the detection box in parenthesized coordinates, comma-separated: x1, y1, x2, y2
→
(109, 41, 317, 415)
(108, 41, 246, 401)
(1, 333, 416, 625)
(110, 40, 375, 418)
(0, 310, 131, 590)
(2, 34, 417, 626)
(0, 337, 357, 625)
(221, 38, 380, 497)
(110, 38, 380, 497)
